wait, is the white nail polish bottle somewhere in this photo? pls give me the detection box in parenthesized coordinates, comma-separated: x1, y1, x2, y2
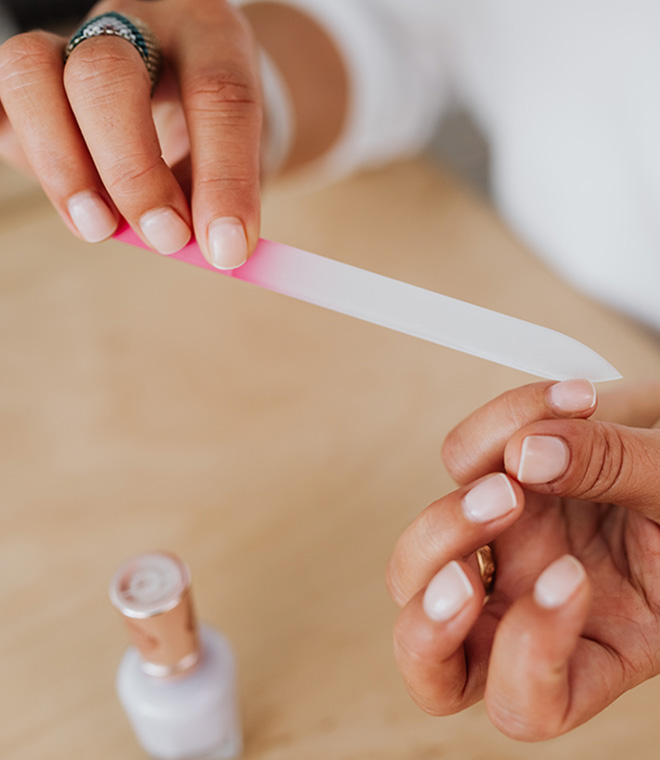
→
(110, 552, 242, 760)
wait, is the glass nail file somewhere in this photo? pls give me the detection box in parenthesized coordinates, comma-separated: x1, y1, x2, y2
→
(113, 225, 622, 382)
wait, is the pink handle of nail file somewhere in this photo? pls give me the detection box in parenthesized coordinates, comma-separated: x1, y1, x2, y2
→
(112, 224, 621, 382)
(115, 223, 300, 282)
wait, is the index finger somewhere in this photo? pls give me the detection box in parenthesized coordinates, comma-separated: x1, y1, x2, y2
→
(442, 379, 597, 485)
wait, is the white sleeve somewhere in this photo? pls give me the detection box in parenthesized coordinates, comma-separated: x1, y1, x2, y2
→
(236, 0, 450, 181)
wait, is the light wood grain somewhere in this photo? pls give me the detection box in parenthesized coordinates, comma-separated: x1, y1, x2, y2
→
(1, 159, 660, 759)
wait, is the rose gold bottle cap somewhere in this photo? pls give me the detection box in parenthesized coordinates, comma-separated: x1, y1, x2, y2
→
(110, 552, 200, 677)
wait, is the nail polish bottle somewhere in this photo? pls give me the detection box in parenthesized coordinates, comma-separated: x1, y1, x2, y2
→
(110, 551, 242, 760)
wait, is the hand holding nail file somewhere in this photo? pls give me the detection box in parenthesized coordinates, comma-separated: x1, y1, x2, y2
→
(113, 224, 621, 382)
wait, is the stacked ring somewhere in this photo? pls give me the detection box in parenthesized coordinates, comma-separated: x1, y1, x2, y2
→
(64, 11, 163, 94)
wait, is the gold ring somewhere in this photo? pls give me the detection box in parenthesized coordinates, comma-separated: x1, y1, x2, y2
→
(475, 544, 496, 597)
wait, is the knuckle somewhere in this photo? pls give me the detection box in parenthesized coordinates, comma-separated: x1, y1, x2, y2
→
(487, 698, 557, 741)
(413, 505, 447, 566)
(412, 694, 458, 718)
(393, 625, 438, 682)
(440, 429, 460, 473)
(32, 152, 80, 187)
(105, 154, 163, 193)
(385, 557, 408, 607)
(393, 615, 473, 718)
(441, 427, 473, 482)
(64, 39, 145, 94)
(186, 68, 258, 112)
(393, 636, 465, 717)
(196, 173, 256, 191)
(419, 507, 445, 556)
(0, 32, 57, 90)
(572, 423, 627, 500)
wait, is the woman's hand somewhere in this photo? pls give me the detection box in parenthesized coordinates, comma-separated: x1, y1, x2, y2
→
(0, 0, 263, 268)
(387, 378, 660, 740)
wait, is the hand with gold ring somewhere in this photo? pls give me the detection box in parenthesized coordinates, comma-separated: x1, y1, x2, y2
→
(387, 377, 660, 740)
(0, 1, 348, 266)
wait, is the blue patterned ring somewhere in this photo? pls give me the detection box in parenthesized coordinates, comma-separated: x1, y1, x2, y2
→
(64, 11, 163, 94)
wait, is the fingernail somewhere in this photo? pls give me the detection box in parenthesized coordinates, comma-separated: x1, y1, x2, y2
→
(534, 555, 585, 609)
(139, 207, 191, 255)
(423, 561, 474, 622)
(547, 379, 596, 414)
(67, 191, 117, 243)
(517, 435, 569, 484)
(462, 473, 517, 523)
(208, 217, 248, 269)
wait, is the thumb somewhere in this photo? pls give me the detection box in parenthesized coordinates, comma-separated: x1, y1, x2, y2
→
(503, 418, 660, 520)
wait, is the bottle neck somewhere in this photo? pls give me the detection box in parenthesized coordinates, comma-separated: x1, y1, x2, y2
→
(122, 592, 201, 679)
(140, 646, 201, 678)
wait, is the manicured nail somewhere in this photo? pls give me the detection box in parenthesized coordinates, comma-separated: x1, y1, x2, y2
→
(423, 561, 474, 622)
(139, 207, 191, 255)
(534, 555, 585, 609)
(517, 435, 569, 484)
(67, 191, 117, 243)
(547, 379, 596, 414)
(462, 473, 517, 523)
(208, 217, 248, 269)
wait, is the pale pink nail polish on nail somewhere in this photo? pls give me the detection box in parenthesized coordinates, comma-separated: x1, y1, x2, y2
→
(140, 207, 191, 255)
(517, 435, 569, 484)
(423, 561, 474, 622)
(547, 379, 596, 414)
(67, 191, 117, 242)
(462, 473, 517, 523)
(534, 554, 586, 608)
(208, 217, 248, 270)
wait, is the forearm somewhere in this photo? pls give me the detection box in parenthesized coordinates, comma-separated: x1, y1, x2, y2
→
(242, 1, 349, 172)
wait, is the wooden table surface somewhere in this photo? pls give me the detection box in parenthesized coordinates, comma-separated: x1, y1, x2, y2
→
(2, 159, 660, 760)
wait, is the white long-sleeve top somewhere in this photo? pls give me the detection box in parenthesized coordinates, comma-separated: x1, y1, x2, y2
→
(251, 0, 660, 331)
